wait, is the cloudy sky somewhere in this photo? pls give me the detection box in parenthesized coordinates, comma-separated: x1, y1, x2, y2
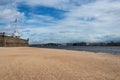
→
(0, 0, 120, 44)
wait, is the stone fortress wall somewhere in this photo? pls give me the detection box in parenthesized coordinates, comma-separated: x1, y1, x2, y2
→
(0, 32, 29, 47)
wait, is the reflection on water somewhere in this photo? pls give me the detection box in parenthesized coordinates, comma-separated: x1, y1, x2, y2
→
(38, 46, 120, 54)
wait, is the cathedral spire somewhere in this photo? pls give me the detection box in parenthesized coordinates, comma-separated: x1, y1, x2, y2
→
(13, 18, 19, 38)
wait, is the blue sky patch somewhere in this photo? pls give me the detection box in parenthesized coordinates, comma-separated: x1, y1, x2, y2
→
(17, 3, 66, 20)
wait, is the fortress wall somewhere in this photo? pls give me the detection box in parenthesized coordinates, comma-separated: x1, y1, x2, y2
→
(0, 34, 29, 47)
(5, 36, 29, 47)
(0, 35, 4, 47)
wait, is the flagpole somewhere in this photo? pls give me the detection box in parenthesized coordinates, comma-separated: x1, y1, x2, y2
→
(15, 18, 17, 32)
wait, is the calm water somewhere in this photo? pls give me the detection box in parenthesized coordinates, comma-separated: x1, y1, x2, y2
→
(38, 46, 120, 54)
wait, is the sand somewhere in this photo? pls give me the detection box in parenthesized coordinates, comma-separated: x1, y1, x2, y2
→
(0, 47, 120, 80)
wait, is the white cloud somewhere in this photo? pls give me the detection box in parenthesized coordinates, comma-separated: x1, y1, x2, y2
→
(26, 14, 55, 24)
(49, 0, 120, 42)
(1, 0, 120, 43)
(23, 0, 120, 43)
(0, 2, 24, 23)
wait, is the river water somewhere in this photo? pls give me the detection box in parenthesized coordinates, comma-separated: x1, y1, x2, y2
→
(38, 46, 120, 54)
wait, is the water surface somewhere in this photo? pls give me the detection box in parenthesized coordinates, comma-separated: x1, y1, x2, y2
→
(38, 46, 120, 54)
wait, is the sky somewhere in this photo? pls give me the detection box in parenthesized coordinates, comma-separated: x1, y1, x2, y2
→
(0, 0, 120, 44)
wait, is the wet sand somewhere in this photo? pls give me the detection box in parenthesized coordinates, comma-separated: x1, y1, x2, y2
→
(0, 47, 120, 80)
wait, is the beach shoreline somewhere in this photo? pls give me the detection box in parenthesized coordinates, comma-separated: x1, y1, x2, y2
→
(0, 47, 120, 80)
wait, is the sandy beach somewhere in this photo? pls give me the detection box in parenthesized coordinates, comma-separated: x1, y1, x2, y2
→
(0, 47, 120, 80)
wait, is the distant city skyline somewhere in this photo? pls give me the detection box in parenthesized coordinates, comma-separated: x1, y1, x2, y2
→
(0, 0, 120, 44)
